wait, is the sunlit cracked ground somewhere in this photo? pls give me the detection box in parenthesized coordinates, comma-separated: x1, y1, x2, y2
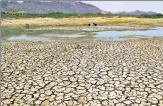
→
(1, 39, 163, 106)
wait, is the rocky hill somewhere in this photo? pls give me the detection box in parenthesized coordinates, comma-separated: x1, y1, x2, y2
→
(1, 1, 103, 13)
(115, 10, 158, 15)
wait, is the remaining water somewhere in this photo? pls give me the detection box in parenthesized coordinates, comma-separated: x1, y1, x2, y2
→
(96, 25, 144, 29)
(41, 33, 85, 38)
(7, 35, 48, 41)
(95, 27, 163, 40)
(2, 26, 163, 41)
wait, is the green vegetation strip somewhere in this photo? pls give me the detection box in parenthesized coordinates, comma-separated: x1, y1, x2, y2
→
(2, 12, 163, 19)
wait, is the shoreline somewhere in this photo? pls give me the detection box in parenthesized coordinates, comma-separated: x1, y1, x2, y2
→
(2, 25, 156, 33)
(3, 36, 163, 43)
(24, 26, 153, 32)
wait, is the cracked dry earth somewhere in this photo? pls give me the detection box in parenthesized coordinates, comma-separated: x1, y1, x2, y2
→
(1, 39, 163, 106)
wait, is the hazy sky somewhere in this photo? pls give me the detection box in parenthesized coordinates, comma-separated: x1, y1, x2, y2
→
(82, 1, 163, 13)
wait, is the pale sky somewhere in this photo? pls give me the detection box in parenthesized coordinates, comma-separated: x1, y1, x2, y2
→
(82, 1, 163, 13)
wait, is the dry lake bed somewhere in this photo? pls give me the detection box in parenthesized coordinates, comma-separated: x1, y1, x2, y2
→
(1, 26, 163, 106)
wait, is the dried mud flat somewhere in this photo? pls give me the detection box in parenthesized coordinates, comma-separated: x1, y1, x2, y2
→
(1, 38, 163, 106)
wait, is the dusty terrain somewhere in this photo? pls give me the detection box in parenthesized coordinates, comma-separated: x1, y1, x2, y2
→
(2, 17, 163, 27)
(1, 38, 163, 106)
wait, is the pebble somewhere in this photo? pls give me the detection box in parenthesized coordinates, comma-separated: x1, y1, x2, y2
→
(68, 100, 74, 106)
(78, 96, 87, 104)
(41, 100, 50, 106)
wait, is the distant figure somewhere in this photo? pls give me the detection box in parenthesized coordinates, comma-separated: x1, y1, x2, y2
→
(88, 23, 97, 26)
(93, 23, 97, 26)
(25, 24, 29, 29)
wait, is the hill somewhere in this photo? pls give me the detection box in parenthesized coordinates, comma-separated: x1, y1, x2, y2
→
(1, 1, 103, 13)
(115, 10, 158, 15)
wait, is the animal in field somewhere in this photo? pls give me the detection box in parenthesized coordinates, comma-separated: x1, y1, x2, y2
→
(88, 23, 97, 26)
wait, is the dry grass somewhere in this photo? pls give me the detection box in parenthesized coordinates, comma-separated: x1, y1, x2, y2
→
(2, 17, 163, 27)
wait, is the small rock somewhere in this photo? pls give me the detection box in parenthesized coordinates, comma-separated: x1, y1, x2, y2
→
(123, 100, 132, 105)
(12, 103, 19, 106)
(34, 94, 39, 98)
(102, 100, 108, 106)
(35, 100, 42, 105)
(78, 96, 87, 104)
(68, 100, 74, 106)
(41, 100, 50, 106)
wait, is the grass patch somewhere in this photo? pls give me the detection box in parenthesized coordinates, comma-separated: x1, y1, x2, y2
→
(1, 27, 24, 37)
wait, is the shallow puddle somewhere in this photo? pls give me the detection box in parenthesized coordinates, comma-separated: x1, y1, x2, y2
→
(7, 35, 48, 41)
(2, 26, 163, 41)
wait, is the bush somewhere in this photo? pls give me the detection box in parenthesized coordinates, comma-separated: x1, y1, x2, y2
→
(137, 14, 163, 18)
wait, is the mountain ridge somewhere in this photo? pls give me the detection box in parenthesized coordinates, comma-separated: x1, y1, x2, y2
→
(114, 10, 159, 15)
(1, 1, 160, 15)
(1, 1, 103, 13)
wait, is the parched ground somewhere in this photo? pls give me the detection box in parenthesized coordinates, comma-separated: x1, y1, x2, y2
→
(2, 17, 163, 27)
(1, 38, 163, 106)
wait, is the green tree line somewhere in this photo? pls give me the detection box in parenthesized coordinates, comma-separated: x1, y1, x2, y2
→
(137, 13, 163, 18)
(1, 12, 163, 19)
